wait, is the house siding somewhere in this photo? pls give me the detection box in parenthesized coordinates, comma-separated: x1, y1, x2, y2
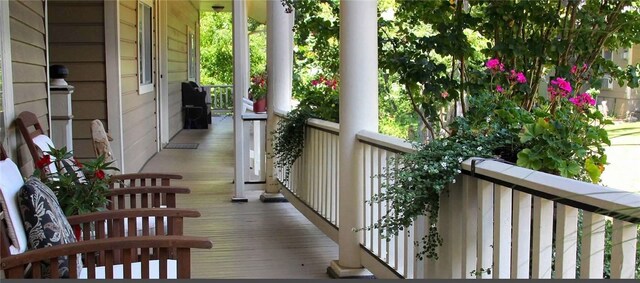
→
(10, 0, 48, 174)
(48, 0, 107, 160)
(120, 0, 157, 173)
(167, 0, 199, 138)
(599, 46, 640, 118)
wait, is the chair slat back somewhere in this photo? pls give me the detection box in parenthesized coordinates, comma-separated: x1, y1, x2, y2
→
(16, 111, 47, 174)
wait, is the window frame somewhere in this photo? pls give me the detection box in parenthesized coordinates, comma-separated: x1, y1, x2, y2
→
(138, 0, 154, 94)
(187, 26, 196, 81)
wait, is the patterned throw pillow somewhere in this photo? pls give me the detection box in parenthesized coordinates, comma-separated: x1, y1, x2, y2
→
(18, 177, 77, 278)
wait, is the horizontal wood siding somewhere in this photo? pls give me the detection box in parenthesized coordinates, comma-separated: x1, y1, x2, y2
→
(48, 0, 106, 160)
(120, 0, 157, 173)
(167, 1, 199, 137)
(10, 0, 48, 174)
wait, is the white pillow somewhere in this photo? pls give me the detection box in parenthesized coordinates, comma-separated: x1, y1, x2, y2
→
(0, 158, 28, 254)
(32, 134, 58, 175)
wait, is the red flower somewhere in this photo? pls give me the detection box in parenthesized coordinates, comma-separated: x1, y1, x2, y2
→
(74, 158, 83, 168)
(95, 170, 105, 180)
(36, 155, 51, 169)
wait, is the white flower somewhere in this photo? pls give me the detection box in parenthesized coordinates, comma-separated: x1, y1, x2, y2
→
(408, 177, 413, 182)
(452, 179, 456, 184)
(441, 162, 447, 168)
(477, 146, 483, 151)
(457, 157, 463, 163)
(423, 165, 429, 170)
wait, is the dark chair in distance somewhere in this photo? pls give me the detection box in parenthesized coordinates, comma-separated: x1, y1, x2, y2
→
(181, 82, 211, 129)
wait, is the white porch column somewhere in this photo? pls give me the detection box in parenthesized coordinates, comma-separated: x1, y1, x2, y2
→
(262, 0, 294, 201)
(232, 0, 249, 202)
(329, 0, 378, 278)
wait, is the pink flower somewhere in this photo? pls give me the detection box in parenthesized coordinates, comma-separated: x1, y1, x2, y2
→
(311, 80, 320, 86)
(509, 70, 527, 84)
(568, 93, 596, 109)
(571, 65, 578, 74)
(441, 91, 449, 98)
(325, 79, 338, 90)
(548, 77, 572, 100)
(496, 85, 504, 93)
(516, 73, 527, 84)
(486, 58, 504, 72)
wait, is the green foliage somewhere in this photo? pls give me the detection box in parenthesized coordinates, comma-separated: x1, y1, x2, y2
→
(199, 13, 267, 85)
(272, 107, 315, 182)
(296, 76, 339, 122)
(33, 147, 119, 216)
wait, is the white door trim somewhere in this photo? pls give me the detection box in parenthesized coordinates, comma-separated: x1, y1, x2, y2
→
(0, 0, 16, 159)
(104, 0, 125, 171)
(157, 0, 169, 147)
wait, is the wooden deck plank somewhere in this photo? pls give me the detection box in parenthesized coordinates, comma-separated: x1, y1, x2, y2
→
(141, 117, 337, 278)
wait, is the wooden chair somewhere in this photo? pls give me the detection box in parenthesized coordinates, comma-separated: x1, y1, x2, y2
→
(0, 144, 213, 278)
(16, 111, 188, 236)
(17, 111, 184, 189)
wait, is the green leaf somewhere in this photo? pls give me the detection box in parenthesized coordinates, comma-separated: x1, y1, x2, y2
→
(517, 148, 541, 170)
(584, 158, 601, 184)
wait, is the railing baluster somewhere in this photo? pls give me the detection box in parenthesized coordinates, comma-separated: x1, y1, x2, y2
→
(449, 177, 464, 278)
(511, 190, 532, 278)
(323, 131, 328, 218)
(378, 149, 387, 264)
(477, 180, 494, 279)
(555, 204, 578, 278)
(436, 185, 451, 278)
(462, 175, 478, 278)
(580, 211, 606, 278)
(531, 197, 553, 278)
(493, 185, 512, 278)
(363, 143, 372, 248)
(371, 146, 380, 257)
(610, 219, 637, 278)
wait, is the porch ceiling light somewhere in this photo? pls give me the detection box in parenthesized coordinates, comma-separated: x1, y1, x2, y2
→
(212, 5, 224, 12)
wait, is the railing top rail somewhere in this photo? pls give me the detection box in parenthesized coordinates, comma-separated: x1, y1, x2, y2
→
(307, 118, 339, 135)
(207, 84, 233, 88)
(462, 158, 640, 223)
(356, 130, 414, 154)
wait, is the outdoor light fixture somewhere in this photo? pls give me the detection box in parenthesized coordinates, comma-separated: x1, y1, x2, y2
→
(212, 5, 224, 12)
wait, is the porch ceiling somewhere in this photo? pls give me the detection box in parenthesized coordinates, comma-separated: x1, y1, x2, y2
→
(197, 0, 267, 23)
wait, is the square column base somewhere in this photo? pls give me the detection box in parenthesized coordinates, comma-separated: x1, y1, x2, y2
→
(327, 260, 375, 279)
(259, 192, 288, 203)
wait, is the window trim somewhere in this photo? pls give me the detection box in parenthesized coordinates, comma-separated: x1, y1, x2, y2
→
(138, 0, 154, 94)
(187, 26, 196, 81)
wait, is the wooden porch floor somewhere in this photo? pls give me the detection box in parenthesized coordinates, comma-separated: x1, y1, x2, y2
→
(139, 117, 338, 279)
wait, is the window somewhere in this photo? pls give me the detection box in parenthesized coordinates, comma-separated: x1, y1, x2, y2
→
(187, 26, 196, 81)
(138, 1, 153, 93)
(603, 49, 613, 61)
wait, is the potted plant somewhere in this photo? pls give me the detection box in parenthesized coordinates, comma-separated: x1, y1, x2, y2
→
(250, 73, 267, 113)
(34, 147, 119, 239)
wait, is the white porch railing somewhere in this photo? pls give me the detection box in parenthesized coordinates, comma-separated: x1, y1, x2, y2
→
(203, 85, 233, 114)
(274, 115, 640, 279)
(275, 112, 341, 228)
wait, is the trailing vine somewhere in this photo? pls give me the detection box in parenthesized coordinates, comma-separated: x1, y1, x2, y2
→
(272, 107, 315, 182)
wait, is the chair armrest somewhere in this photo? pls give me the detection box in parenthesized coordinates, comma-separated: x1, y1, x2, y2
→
(66, 208, 201, 225)
(67, 208, 201, 239)
(0, 235, 213, 278)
